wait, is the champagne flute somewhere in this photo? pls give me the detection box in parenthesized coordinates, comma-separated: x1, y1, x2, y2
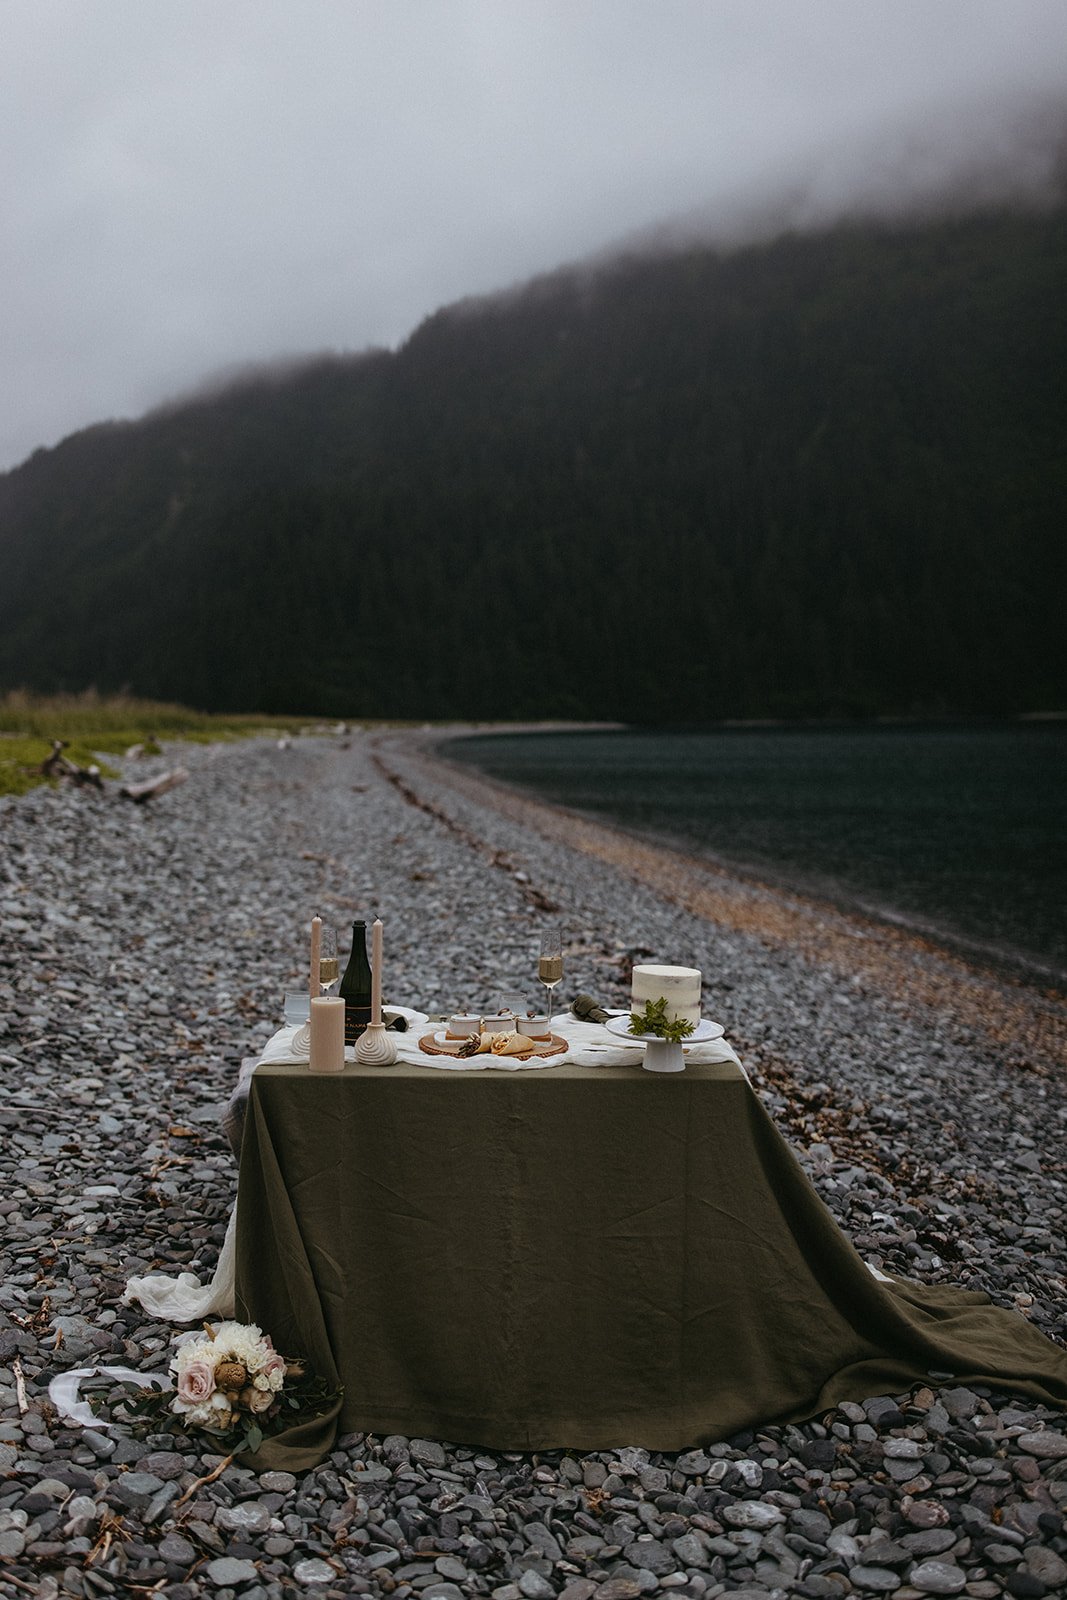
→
(318, 927, 339, 996)
(537, 929, 563, 1023)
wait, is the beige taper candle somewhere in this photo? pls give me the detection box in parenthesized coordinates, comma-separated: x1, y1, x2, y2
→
(310, 915, 322, 1000)
(371, 918, 383, 1026)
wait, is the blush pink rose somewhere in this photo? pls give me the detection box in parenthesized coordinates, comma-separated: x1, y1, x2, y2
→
(176, 1358, 216, 1406)
(261, 1351, 287, 1384)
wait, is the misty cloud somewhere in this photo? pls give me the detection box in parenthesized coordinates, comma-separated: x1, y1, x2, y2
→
(2, 0, 1066, 472)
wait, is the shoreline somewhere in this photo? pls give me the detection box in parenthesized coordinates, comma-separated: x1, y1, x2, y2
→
(438, 734, 1067, 994)
(428, 724, 1067, 996)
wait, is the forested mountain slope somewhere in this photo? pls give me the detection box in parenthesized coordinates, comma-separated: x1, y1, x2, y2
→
(1, 206, 1064, 720)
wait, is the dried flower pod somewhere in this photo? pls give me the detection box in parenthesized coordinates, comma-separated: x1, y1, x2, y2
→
(215, 1361, 247, 1389)
(284, 1359, 307, 1381)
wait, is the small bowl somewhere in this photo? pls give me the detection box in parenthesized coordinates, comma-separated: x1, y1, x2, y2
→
(481, 1012, 515, 1033)
(445, 1014, 481, 1039)
(516, 1015, 551, 1040)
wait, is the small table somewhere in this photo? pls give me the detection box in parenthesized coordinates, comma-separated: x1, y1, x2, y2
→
(235, 1057, 1067, 1472)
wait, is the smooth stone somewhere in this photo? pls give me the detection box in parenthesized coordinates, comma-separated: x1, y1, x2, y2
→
(205, 1556, 259, 1585)
(671, 1532, 709, 1567)
(291, 1558, 337, 1585)
(904, 1501, 952, 1529)
(909, 1559, 967, 1594)
(216, 1502, 273, 1534)
(112, 1471, 165, 1509)
(847, 1567, 899, 1593)
(139, 1450, 187, 1479)
(518, 1574, 557, 1600)
(623, 1538, 675, 1573)
(940, 1389, 980, 1421)
(559, 1583, 598, 1600)
(721, 1501, 784, 1530)
(1015, 1431, 1067, 1459)
(410, 1437, 447, 1467)
(901, 1530, 958, 1556)
(158, 1532, 197, 1565)
(859, 1539, 911, 1567)
(791, 1509, 832, 1541)
(1026, 1548, 1067, 1586)
(259, 1471, 297, 1492)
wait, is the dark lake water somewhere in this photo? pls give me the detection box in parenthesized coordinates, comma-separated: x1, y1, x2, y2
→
(443, 723, 1067, 982)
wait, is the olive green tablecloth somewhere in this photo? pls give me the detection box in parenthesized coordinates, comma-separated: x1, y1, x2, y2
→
(235, 1059, 1067, 1473)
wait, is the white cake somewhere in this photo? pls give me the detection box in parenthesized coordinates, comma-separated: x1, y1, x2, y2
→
(631, 964, 701, 1027)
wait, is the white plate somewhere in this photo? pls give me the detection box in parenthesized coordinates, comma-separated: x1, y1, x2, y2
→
(434, 1030, 479, 1047)
(605, 1015, 724, 1044)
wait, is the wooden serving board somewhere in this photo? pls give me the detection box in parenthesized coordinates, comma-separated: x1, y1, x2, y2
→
(418, 1031, 568, 1060)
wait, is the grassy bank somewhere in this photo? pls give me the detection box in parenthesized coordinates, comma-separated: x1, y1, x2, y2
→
(0, 691, 318, 796)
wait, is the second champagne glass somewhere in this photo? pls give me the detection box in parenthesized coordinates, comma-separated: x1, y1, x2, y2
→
(537, 929, 563, 1023)
(318, 927, 339, 996)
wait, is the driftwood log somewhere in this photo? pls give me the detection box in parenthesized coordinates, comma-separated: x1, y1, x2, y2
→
(39, 740, 103, 788)
(119, 767, 190, 804)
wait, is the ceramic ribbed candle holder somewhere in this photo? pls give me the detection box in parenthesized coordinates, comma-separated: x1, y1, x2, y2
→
(354, 1020, 398, 1066)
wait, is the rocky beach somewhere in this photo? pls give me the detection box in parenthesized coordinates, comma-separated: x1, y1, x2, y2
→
(1, 728, 1065, 1600)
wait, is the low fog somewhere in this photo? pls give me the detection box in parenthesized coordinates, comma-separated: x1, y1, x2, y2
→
(2, 0, 1066, 473)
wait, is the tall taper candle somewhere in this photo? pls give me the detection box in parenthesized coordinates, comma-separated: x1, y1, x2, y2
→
(310, 915, 322, 1000)
(371, 917, 383, 1026)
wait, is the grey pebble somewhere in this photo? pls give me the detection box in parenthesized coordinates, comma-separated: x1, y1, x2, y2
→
(216, 1501, 273, 1534)
(110, 1470, 165, 1509)
(158, 1531, 197, 1565)
(290, 1558, 337, 1585)
(206, 1556, 260, 1585)
(1016, 1430, 1067, 1459)
(908, 1559, 968, 1594)
(847, 1568, 899, 1593)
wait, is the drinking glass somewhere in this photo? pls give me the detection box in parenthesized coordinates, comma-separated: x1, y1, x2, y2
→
(498, 989, 528, 1018)
(537, 929, 564, 1022)
(284, 991, 310, 1027)
(318, 926, 339, 996)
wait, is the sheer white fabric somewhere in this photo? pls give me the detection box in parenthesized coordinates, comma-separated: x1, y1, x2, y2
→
(124, 1202, 237, 1322)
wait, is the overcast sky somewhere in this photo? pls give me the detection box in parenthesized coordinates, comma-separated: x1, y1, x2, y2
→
(2, 1, 1065, 473)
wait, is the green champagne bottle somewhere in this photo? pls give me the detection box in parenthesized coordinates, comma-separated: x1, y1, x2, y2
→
(338, 919, 372, 1045)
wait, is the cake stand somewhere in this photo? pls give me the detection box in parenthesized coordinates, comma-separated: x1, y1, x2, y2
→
(605, 1013, 724, 1072)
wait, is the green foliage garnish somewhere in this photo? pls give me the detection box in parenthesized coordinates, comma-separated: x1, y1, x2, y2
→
(629, 997, 696, 1044)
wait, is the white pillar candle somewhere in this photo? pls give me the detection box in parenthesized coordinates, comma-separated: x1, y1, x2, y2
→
(309, 996, 344, 1072)
(371, 917, 383, 1026)
(310, 916, 322, 1000)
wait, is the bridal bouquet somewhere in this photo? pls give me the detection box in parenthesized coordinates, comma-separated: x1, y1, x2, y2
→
(171, 1321, 295, 1444)
(121, 1320, 334, 1454)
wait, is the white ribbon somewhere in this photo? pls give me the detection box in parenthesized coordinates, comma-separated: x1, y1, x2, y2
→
(48, 1364, 171, 1430)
